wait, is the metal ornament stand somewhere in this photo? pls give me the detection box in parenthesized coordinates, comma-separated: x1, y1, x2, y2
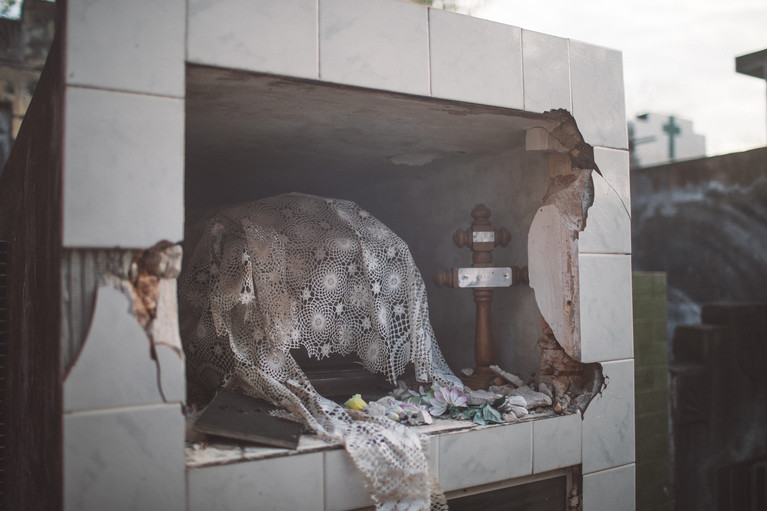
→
(434, 204, 527, 390)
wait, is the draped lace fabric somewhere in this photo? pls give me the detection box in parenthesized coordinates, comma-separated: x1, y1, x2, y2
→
(179, 193, 459, 510)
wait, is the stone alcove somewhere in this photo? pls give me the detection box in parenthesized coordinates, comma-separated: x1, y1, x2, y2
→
(183, 65, 597, 389)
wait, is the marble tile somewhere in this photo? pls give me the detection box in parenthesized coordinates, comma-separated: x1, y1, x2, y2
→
(187, 0, 318, 79)
(438, 422, 532, 491)
(570, 40, 628, 150)
(324, 435, 438, 510)
(319, 0, 429, 95)
(188, 452, 324, 511)
(522, 30, 570, 113)
(582, 360, 635, 473)
(64, 287, 165, 412)
(594, 147, 631, 211)
(582, 464, 636, 511)
(579, 147, 631, 254)
(429, 10, 523, 109)
(324, 448, 374, 511)
(64, 404, 186, 511)
(578, 171, 631, 254)
(66, 0, 185, 97)
(424, 435, 439, 476)
(533, 412, 581, 473)
(62, 87, 184, 248)
(578, 254, 634, 362)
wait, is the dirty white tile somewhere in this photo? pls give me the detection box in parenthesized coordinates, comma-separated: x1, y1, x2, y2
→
(522, 30, 570, 113)
(582, 360, 635, 473)
(578, 171, 632, 254)
(429, 10, 523, 109)
(66, 0, 185, 97)
(64, 287, 165, 412)
(578, 254, 634, 362)
(64, 404, 186, 511)
(188, 452, 324, 511)
(63, 87, 184, 248)
(438, 422, 532, 491)
(324, 448, 374, 511)
(187, 0, 318, 79)
(319, 0, 429, 95)
(533, 412, 581, 473)
(570, 41, 627, 149)
(424, 435, 438, 476)
(582, 464, 636, 511)
(594, 146, 631, 211)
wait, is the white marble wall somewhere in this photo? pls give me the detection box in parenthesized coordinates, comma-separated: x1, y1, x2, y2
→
(63, 0, 185, 248)
(63, 287, 186, 511)
(60, 0, 633, 509)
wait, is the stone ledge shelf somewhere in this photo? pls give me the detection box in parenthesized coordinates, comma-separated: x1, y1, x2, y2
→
(187, 412, 582, 510)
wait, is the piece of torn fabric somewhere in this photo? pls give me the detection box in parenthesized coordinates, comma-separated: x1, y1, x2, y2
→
(179, 193, 460, 509)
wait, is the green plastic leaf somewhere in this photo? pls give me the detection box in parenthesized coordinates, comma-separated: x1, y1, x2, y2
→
(482, 405, 503, 424)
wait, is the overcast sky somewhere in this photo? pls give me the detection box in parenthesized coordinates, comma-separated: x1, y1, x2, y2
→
(471, 0, 767, 156)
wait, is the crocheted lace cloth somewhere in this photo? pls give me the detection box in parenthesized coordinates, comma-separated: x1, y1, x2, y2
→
(179, 193, 461, 510)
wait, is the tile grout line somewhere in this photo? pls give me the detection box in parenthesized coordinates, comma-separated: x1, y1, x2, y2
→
(520, 28, 526, 112)
(65, 83, 185, 101)
(64, 401, 182, 416)
(316, 0, 322, 80)
(426, 7, 433, 97)
(567, 37, 573, 113)
(184, 0, 189, 64)
(582, 461, 636, 477)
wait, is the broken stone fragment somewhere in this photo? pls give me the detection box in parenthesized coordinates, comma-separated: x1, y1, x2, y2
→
(510, 405, 528, 418)
(464, 388, 502, 406)
(553, 394, 572, 414)
(138, 240, 183, 279)
(497, 395, 526, 413)
(506, 386, 552, 410)
(538, 382, 553, 399)
(489, 364, 526, 387)
(507, 395, 527, 408)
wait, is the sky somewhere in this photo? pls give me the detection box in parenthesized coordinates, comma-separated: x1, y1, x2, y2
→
(469, 0, 767, 156)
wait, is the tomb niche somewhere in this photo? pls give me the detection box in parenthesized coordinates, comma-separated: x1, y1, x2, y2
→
(182, 66, 601, 409)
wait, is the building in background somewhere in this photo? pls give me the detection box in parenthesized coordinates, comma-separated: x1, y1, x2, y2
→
(0, 0, 55, 168)
(629, 112, 706, 169)
(736, 48, 767, 144)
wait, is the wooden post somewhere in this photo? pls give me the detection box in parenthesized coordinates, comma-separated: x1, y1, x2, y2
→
(435, 204, 526, 389)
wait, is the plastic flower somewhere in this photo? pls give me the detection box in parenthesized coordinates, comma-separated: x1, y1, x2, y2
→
(345, 394, 367, 411)
(428, 386, 468, 416)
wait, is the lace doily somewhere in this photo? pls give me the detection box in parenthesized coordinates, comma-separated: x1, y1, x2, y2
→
(179, 193, 460, 510)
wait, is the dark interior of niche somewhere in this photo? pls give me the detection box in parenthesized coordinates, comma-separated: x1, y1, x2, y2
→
(182, 64, 563, 397)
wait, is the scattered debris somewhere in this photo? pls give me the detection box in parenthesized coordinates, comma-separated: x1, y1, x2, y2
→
(504, 386, 552, 409)
(464, 388, 502, 406)
(489, 364, 526, 387)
